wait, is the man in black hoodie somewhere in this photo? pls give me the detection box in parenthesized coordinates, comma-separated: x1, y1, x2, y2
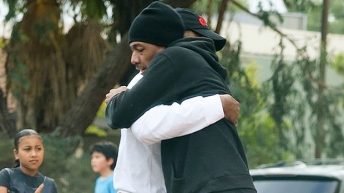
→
(106, 2, 256, 193)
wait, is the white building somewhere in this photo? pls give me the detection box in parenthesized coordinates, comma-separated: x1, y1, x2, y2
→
(217, 12, 344, 85)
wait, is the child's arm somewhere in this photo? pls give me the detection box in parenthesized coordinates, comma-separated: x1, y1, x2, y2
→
(0, 169, 10, 193)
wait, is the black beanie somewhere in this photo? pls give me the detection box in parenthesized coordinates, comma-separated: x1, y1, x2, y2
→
(128, 1, 184, 47)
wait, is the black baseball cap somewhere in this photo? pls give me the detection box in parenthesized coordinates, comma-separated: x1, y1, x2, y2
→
(176, 8, 226, 51)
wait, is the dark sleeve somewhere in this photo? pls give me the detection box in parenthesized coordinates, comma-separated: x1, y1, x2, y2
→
(0, 168, 11, 188)
(52, 182, 58, 193)
(106, 52, 183, 129)
(44, 177, 58, 193)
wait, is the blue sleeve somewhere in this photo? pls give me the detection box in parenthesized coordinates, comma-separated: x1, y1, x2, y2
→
(110, 178, 116, 193)
(110, 185, 116, 193)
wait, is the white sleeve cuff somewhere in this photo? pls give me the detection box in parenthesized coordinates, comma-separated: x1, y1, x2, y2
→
(203, 94, 225, 125)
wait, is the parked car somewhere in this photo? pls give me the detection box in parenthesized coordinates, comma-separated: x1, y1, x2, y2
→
(250, 161, 344, 193)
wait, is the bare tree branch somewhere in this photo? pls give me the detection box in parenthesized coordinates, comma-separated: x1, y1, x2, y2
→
(315, 0, 329, 158)
(215, 0, 229, 33)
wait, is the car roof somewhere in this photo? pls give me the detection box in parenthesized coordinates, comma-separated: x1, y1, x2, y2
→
(250, 162, 344, 181)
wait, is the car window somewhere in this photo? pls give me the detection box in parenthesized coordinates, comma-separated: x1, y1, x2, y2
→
(254, 179, 338, 193)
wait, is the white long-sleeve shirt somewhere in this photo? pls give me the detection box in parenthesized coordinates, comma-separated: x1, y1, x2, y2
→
(131, 95, 224, 144)
(113, 73, 224, 193)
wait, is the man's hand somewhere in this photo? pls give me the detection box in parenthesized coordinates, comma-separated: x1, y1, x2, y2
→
(105, 86, 127, 104)
(219, 94, 240, 125)
(34, 184, 44, 193)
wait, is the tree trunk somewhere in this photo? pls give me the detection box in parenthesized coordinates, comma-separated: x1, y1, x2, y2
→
(215, 0, 229, 34)
(58, 36, 132, 136)
(0, 90, 16, 137)
(315, 0, 329, 158)
(206, 0, 213, 28)
(6, 0, 67, 132)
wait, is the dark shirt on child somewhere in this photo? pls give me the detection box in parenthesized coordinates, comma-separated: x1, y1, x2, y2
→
(0, 167, 58, 193)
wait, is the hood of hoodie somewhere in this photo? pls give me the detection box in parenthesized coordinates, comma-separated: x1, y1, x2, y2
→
(170, 37, 228, 80)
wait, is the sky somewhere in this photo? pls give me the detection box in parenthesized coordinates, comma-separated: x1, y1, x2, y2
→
(0, 1, 11, 38)
(248, 0, 287, 13)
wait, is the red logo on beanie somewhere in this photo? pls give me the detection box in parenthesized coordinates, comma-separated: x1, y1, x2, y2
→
(198, 16, 208, 27)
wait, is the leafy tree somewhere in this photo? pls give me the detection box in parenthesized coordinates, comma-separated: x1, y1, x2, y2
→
(283, 0, 344, 34)
(332, 53, 344, 75)
(1, 0, 198, 137)
(219, 0, 344, 161)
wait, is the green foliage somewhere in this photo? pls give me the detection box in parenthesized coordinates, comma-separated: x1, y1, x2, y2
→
(192, 0, 248, 14)
(285, 0, 344, 34)
(192, 0, 218, 14)
(2, 0, 22, 22)
(269, 45, 344, 159)
(84, 102, 108, 137)
(283, 0, 319, 12)
(220, 40, 293, 167)
(329, 19, 344, 34)
(33, 18, 59, 44)
(239, 111, 286, 167)
(256, 2, 284, 28)
(58, 152, 96, 193)
(307, 6, 322, 32)
(85, 125, 107, 137)
(0, 136, 14, 168)
(97, 102, 107, 118)
(0, 38, 6, 48)
(332, 53, 344, 75)
(38, 135, 95, 193)
(329, 0, 344, 34)
(81, 0, 108, 20)
(265, 38, 298, 154)
(7, 56, 30, 99)
(221, 21, 344, 162)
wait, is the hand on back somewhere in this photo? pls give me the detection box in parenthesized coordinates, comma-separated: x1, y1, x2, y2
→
(219, 94, 240, 125)
(105, 86, 128, 104)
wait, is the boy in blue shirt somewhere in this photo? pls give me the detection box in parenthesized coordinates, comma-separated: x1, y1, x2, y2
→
(90, 141, 118, 193)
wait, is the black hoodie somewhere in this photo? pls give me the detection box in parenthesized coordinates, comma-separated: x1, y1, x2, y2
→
(106, 37, 256, 193)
